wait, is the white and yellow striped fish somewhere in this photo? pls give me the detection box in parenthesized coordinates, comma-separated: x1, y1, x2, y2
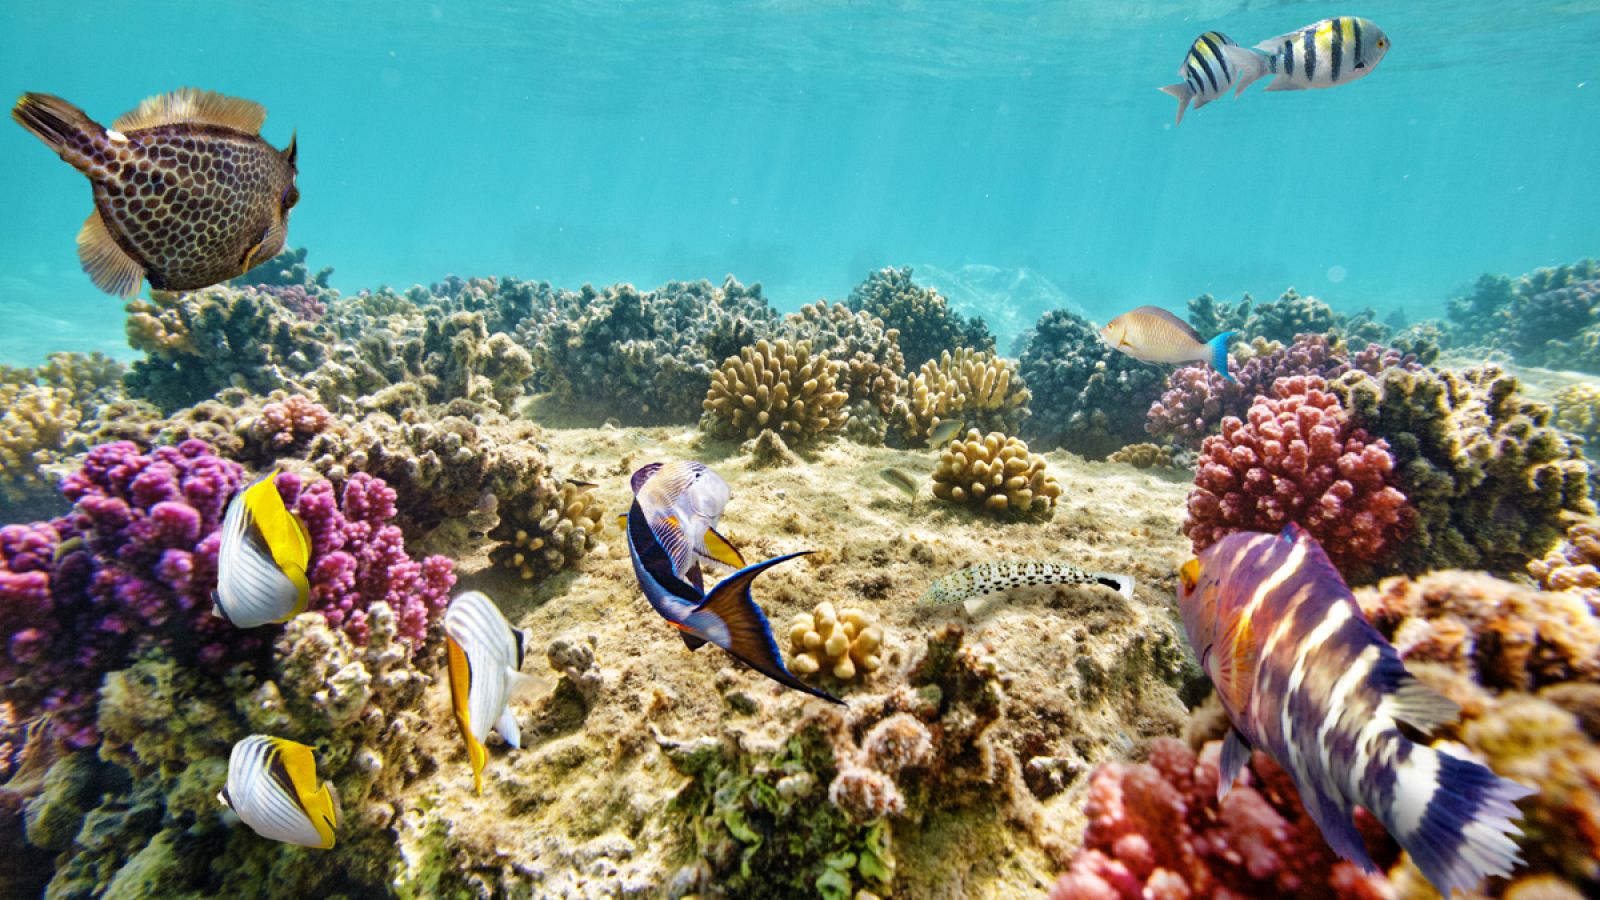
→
(1159, 31, 1245, 125)
(212, 472, 313, 628)
(445, 590, 537, 794)
(1231, 17, 1391, 95)
(1178, 525, 1532, 897)
(219, 735, 340, 849)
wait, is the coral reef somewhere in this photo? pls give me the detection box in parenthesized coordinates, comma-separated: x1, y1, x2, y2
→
(1446, 259, 1600, 350)
(1330, 364, 1593, 574)
(0, 384, 83, 521)
(702, 339, 851, 445)
(787, 602, 885, 681)
(845, 266, 993, 368)
(776, 300, 906, 420)
(1050, 737, 1397, 899)
(1510, 280, 1600, 368)
(931, 429, 1062, 520)
(487, 479, 605, 581)
(1529, 517, 1600, 601)
(1185, 375, 1412, 577)
(1019, 310, 1165, 458)
(895, 348, 1031, 447)
(243, 392, 337, 456)
(1553, 383, 1600, 447)
(1186, 292, 1254, 339)
(1106, 442, 1178, 470)
(1244, 288, 1339, 343)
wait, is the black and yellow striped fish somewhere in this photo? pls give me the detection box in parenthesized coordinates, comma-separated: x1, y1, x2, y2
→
(212, 472, 312, 629)
(1232, 17, 1391, 95)
(219, 735, 339, 849)
(1178, 525, 1531, 897)
(1159, 31, 1245, 125)
(444, 590, 536, 795)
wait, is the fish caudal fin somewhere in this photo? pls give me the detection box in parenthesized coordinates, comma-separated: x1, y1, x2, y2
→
(1094, 572, 1136, 601)
(1367, 740, 1533, 896)
(1206, 331, 1237, 383)
(1158, 82, 1192, 125)
(692, 553, 843, 705)
(11, 93, 103, 160)
(1223, 45, 1269, 96)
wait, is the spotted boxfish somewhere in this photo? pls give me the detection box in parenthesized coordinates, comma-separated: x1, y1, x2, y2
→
(1159, 31, 1245, 125)
(11, 88, 299, 297)
(1230, 17, 1391, 96)
(1101, 306, 1236, 383)
(219, 735, 340, 849)
(1178, 525, 1531, 896)
(920, 561, 1135, 606)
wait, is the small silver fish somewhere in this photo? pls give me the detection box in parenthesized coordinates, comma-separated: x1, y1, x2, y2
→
(921, 561, 1135, 605)
(927, 419, 965, 446)
(879, 467, 919, 498)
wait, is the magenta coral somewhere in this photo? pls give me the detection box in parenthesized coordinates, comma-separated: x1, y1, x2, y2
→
(250, 393, 335, 449)
(1050, 737, 1397, 899)
(1184, 376, 1411, 575)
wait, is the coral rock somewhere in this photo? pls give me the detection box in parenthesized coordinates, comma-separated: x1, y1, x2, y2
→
(845, 266, 993, 368)
(1019, 309, 1163, 458)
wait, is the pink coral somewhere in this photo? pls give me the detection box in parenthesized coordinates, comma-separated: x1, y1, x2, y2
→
(1183, 375, 1412, 576)
(250, 394, 335, 450)
(1050, 737, 1397, 899)
(1530, 520, 1600, 607)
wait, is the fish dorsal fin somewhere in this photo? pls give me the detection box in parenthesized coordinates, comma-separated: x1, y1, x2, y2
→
(113, 88, 266, 134)
(1128, 305, 1205, 343)
(77, 210, 144, 298)
(701, 527, 746, 569)
(629, 462, 664, 494)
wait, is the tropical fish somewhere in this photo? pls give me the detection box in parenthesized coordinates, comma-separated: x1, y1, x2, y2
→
(1178, 525, 1532, 896)
(1159, 31, 1245, 125)
(921, 561, 1134, 606)
(1100, 306, 1236, 383)
(444, 591, 536, 794)
(1229, 17, 1391, 96)
(623, 461, 746, 591)
(927, 418, 965, 446)
(212, 472, 312, 629)
(218, 735, 340, 849)
(878, 467, 919, 498)
(624, 494, 841, 704)
(11, 88, 299, 297)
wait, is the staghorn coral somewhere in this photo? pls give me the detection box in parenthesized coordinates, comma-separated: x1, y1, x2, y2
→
(1330, 364, 1594, 575)
(845, 266, 994, 368)
(1185, 375, 1412, 578)
(702, 338, 851, 445)
(787, 601, 885, 682)
(894, 348, 1031, 447)
(488, 479, 604, 581)
(1050, 736, 1398, 899)
(1019, 309, 1164, 458)
(1553, 383, 1600, 447)
(1107, 442, 1178, 470)
(931, 429, 1062, 520)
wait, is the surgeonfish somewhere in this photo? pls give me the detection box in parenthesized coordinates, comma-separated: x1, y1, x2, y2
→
(444, 591, 536, 795)
(11, 88, 299, 297)
(1159, 31, 1246, 125)
(1228, 17, 1390, 96)
(921, 561, 1135, 606)
(219, 735, 340, 849)
(623, 461, 746, 594)
(212, 472, 312, 628)
(623, 491, 842, 705)
(1100, 306, 1236, 383)
(1178, 525, 1532, 896)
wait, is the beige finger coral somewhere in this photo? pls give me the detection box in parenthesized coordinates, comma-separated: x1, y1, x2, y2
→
(489, 479, 606, 581)
(932, 429, 1062, 519)
(702, 338, 850, 445)
(894, 349, 1031, 446)
(787, 602, 884, 682)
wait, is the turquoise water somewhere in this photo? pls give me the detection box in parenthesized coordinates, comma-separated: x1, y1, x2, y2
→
(1, 0, 1596, 364)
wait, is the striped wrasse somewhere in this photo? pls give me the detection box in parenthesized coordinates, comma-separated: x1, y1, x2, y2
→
(1158, 31, 1245, 125)
(1178, 524, 1532, 897)
(920, 561, 1135, 606)
(1232, 17, 1391, 95)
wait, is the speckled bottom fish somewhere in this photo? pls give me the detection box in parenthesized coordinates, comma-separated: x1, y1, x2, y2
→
(920, 561, 1135, 605)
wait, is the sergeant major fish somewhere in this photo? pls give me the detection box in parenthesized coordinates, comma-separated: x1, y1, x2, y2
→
(11, 88, 299, 297)
(1101, 306, 1237, 383)
(1230, 17, 1391, 96)
(444, 591, 542, 794)
(219, 735, 340, 849)
(1159, 31, 1245, 125)
(212, 472, 312, 629)
(1178, 525, 1532, 897)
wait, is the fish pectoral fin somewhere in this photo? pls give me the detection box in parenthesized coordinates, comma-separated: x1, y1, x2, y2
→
(678, 629, 708, 650)
(77, 210, 144, 298)
(1389, 668, 1462, 732)
(240, 222, 285, 275)
(113, 88, 267, 135)
(506, 668, 554, 703)
(701, 527, 746, 569)
(1217, 728, 1251, 801)
(493, 705, 522, 750)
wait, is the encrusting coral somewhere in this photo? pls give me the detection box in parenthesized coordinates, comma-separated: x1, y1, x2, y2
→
(787, 601, 885, 682)
(931, 429, 1062, 520)
(1106, 442, 1178, 470)
(1018, 310, 1165, 458)
(702, 338, 851, 445)
(488, 478, 605, 581)
(845, 266, 993, 368)
(894, 348, 1031, 447)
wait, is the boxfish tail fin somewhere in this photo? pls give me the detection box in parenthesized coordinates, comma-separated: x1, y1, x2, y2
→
(1158, 82, 1192, 126)
(12, 94, 104, 164)
(1367, 740, 1534, 896)
(1207, 331, 1238, 383)
(1223, 45, 1270, 96)
(693, 552, 843, 705)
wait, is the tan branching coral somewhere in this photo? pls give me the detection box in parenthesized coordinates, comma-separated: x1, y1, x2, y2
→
(702, 339, 850, 444)
(0, 384, 81, 517)
(894, 349, 1031, 447)
(787, 602, 884, 681)
(778, 301, 906, 417)
(489, 480, 605, 581)
(1553, 383, 1600, 445)
(1106, 442, 1177, 469)
(1530, 518, 1600, 600)
(931, 429, 1061, 519)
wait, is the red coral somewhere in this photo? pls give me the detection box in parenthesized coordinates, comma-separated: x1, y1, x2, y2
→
(1183, 376, 1412, 575)
(1050, 737, 1397, 899)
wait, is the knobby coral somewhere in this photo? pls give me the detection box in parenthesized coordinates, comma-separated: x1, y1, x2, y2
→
(1019, 310, 1165, 458)
(895, 348, 1030, 447)
(488, 479, 605, 581)
(787, 602, 885, 681)
(931, 429, 1062, 520)
(845, 266, 993, 368)
(702, 339, 851, 445)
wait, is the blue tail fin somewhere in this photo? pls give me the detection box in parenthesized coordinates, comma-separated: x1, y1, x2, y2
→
(1208, 331, 1237, 383)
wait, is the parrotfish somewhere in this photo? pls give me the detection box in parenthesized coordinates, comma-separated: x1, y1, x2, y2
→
(444, 591, 539, 794)
(1178, 525, 1532, 897)
(11, 88, 299, 297)
(622, 461, 746, 593)
(212, 472, 312, 629)
(921, 561, 1135, 606)
(624, 491, 841, 705)
(1159, 31, 1245, 125)
(219, 735, 340, 849)
(1230, 17, 1391, 96)
(1100, 306, 1236, 383)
